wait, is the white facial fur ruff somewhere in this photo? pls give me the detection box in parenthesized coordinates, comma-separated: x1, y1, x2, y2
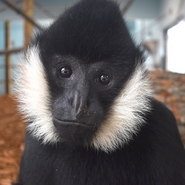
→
(92, 65, 152, 152)
(15, 46, 152, 152)
(15, 46, 59, 144)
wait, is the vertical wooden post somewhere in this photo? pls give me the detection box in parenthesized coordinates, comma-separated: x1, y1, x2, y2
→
(24, 0, 34, 49)
(5, 21, 11, 95)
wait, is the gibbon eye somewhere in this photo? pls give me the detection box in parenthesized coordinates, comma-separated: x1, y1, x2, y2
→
(60, 66, 72, 78)
(99, 74, 110, 85)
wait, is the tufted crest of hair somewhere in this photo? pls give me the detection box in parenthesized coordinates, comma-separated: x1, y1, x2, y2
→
(91, 64, 152, 152)
(14, 47, 59, 144)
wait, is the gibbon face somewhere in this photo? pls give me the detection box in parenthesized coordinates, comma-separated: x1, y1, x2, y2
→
(15, 0, 152, 152)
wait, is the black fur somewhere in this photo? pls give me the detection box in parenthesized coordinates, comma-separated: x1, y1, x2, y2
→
(17, 100, 185, 185)
(15, 0, 185, 184)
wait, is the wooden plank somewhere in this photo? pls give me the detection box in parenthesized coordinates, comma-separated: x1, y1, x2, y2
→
(0, 47, 24, 55)
(5, 21, 11, 95)
(24, 0, 34, 49)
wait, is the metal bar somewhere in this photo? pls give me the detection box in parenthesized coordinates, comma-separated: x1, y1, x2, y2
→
(1, 0, 43, 31)
(0, 47, 24, 55)
(121, 0, 134, 15)
(5, 21, 11, 95)
(0, 0, 22, 13)
(35, 1, 56, 19)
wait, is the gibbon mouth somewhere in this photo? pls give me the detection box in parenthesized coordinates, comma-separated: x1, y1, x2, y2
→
(53, 117, 92, 128)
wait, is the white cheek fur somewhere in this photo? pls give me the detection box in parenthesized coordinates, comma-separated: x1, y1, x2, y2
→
(14, 46, 59, 144)
(91, 64, 152, 152)
(15, 46, 152, 152)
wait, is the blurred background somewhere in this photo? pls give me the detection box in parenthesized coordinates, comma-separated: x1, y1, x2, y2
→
(0, 0, 185, 184)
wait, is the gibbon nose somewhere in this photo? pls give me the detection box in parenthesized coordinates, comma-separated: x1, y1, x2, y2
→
(71, 89, 88, 118)
(52, 82, 89, 122)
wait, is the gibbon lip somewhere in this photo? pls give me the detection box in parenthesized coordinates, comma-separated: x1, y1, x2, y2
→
(53, 117, 92, 127)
